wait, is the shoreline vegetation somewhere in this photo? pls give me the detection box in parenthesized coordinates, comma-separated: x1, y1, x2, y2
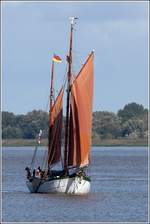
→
(2, 103, 148, 147)
(2, 138, 148, 147)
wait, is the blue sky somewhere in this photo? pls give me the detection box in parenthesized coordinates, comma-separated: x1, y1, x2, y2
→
(2, 1, 148, 114)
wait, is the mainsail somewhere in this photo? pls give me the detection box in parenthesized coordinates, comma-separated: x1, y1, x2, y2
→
(48, 88, 64, 166)
(68, 52, 94, 168)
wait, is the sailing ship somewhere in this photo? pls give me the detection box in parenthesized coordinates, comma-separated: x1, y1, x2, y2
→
(25, 17, 94, 195)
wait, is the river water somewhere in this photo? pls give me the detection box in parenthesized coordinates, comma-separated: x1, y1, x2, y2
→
(2, 147, 148, 223)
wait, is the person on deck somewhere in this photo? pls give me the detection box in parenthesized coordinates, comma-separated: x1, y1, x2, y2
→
(25, 167, 31, 179)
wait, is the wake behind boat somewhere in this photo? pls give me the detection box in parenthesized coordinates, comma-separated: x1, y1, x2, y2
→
(25, 17, 94, 195)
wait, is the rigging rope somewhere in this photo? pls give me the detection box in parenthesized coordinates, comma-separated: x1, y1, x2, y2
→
(30, 145, 38, 169)
(41, 147, 48, 170)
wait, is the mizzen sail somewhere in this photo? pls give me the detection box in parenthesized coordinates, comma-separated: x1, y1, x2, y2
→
(48, 88, 64, 166)
(68, 51, 94, 168)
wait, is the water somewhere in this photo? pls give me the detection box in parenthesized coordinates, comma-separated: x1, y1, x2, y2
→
(2, 147, 148, 223)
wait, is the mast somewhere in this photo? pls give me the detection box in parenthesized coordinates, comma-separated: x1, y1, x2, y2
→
(47, 54, 62, 170)
(50, 59, 54, 114)
(64, 17, 77, 174)
(48, 58, 54, 162)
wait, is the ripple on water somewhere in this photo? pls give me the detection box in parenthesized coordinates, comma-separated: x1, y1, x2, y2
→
(2, 147, 148, 222)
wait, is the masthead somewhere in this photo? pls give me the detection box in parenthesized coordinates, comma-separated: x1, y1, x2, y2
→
(69, 17, 78, 25)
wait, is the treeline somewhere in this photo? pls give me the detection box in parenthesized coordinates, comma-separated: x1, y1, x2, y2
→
(2, 103, 148, 144)
(92, 103, 148, 144)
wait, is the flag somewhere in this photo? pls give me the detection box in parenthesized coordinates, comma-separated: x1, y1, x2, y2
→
(52, 54, 62, 63)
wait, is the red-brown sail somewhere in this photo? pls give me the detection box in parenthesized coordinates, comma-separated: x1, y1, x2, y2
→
(68, 51, 94, 168)
(48, 88, 64, 166)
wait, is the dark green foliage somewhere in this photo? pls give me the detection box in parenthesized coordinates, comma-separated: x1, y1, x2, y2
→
(21, 110, 49, 139)
(2, 126, 23, 139)
(117, 103, 148, 138)
(2, 112, 16, 127)
(92, 102, 148, 141)
(2, 102, 148, 142)
(93, 111, 122, 139)
(2, 110, 49, 139)
(118, 102, 145, 122)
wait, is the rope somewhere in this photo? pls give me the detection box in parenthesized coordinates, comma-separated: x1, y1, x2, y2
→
(41, 147, 48, 170)
(30, 145, 38, 169)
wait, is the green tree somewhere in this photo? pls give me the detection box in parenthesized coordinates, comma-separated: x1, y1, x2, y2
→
(2, 126, 23, 138)
(93, 111, 122, 139)
(2, 103, 148, 141)
(118, 102, 145, 122)
(22, 110, 49, 139)
(2, 112, 16, 129)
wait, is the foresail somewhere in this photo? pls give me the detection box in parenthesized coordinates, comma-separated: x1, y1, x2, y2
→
(68, 52, 94, 168)
(48, 88, 64, 166)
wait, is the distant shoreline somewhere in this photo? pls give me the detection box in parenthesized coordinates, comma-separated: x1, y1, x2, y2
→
(2, 138, 148, 147)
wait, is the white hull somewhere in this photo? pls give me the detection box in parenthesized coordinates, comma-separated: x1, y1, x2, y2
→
(26, 176, 90, 195)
